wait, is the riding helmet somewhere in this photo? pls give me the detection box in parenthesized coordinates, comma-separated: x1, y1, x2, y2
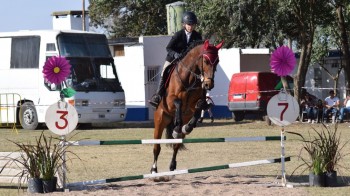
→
(182, 11, 198, 25)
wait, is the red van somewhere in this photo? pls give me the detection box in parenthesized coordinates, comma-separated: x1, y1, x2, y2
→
(227, 72, 293, 124)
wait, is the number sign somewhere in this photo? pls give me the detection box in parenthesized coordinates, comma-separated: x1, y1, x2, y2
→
(45, 101, 78, 135)
(267, 92, 299, 126)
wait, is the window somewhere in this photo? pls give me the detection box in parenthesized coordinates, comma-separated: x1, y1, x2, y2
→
(57, 33, 111, 57)
(46, 43, 56, 51)
(10, 36, 40, 68)
(331, 63, 339, 68)
(147, 66, 160, 84)
(113, 45, 125, 57)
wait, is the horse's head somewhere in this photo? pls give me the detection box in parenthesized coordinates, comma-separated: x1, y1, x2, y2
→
(200, 40, 224, 90)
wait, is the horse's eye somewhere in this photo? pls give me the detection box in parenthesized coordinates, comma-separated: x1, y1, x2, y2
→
(204, 59, 210, 65)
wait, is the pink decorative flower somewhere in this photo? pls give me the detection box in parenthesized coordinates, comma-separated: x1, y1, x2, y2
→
(43, 56, 71, 84)
(270, 46, 296, 76)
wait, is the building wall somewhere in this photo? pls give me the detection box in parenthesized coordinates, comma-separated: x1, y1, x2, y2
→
(304, 60, 347, 102)
(113, 36, 171, 121)
(240, 54, 271, 72)
(114, 44, 148, 121)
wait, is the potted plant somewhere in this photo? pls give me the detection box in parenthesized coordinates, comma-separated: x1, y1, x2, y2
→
(290, 129, 326, 187)
(288, 123, 348, 187)
(317, 123, 348, 187)
(38, 133, 66, 193)
(0, 138, 44, 193)
(0, 131, 77, 193)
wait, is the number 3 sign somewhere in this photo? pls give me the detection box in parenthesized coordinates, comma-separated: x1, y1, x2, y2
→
(267, 92, 299, 126)
(45, 101, 78, 135)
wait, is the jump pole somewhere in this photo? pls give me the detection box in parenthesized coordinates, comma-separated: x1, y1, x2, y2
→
(67, 156, 291, 187)
(66, 136, 285, 146)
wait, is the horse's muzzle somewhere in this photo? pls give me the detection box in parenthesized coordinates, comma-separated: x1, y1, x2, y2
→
(202, 78, 214, 90)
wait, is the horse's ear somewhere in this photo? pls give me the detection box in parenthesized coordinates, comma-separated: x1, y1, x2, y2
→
(216, 41, 224, 50)
(204, 40, 209, 50)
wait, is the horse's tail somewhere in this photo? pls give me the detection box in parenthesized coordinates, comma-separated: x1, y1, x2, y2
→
(166, 123, 186, 150)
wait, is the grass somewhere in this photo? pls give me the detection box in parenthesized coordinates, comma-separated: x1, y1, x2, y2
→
(1, 120, 350, 195)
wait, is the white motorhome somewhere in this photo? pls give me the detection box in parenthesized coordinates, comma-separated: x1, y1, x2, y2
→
(0, 30, 126, 130)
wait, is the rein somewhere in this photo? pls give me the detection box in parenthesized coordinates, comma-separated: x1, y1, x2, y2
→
(175, 54, 203, 92)
(175, 50, 217, 92)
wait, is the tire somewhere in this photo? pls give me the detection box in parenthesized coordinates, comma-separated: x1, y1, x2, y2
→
(19, 102, 39, 130)
(232, 111, 244, 122)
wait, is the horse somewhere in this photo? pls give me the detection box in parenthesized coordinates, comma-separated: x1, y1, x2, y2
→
(151, 39, 223, 174)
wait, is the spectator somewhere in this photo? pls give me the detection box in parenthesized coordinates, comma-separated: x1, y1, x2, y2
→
(315, 99, 324, 123)
(338, 94, 350, 123)
(300, 92, 318, 123)
(324, 90, 340, 123)
(198, 94, 214, 123)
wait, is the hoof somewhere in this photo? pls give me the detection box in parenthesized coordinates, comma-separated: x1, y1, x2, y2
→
(172, 131, 182, 139)
(151, 167, 158, 174)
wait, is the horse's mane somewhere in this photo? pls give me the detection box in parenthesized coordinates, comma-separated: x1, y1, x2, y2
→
(179, 40, 205, 60)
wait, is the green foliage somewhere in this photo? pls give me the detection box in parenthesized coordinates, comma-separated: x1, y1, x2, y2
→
(288, 123, 349, 175)
(88, 0, 350, 98)
(37, 133, 64, 180)
(185, 0, 282, 48)
(89, 0, 174, 37)
(0, 131, 82, 187)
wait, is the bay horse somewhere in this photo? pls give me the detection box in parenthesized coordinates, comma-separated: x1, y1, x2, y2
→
(151, 39, 223, 174)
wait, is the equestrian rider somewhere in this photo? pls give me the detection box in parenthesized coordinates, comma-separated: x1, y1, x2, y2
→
(149, 11, 202, 108)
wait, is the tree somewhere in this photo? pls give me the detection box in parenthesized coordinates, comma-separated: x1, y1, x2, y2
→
(185, 0, 284, 48)
(186, 0, 332, 102)
(312, 27, 343, 93)
(283, 0, 332, 101)
(333, 1, 350, 92)
(88, 0, 174, 37)
(89, 0, 350, 102)
(310, 1, 350, 95)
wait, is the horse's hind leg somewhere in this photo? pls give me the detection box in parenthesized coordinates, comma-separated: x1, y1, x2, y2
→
(172, 99, 183, 139)
(182, 98, 206, 134)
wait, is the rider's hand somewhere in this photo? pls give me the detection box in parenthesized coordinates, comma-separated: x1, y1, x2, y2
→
(174, 53, 180, 59)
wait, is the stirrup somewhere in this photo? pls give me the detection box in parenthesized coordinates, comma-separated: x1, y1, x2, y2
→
(149, 94, 161, 108)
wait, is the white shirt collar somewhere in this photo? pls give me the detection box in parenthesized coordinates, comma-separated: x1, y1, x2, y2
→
(185, 31, 192, 43)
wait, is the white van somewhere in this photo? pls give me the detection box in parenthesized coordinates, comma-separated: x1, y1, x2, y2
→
(0, 30, 126, 130)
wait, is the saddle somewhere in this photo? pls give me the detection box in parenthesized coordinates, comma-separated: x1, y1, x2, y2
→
(163, 63, 177, 89)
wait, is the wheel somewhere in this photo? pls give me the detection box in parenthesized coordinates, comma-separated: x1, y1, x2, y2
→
(232, 111, 244, 122)
(19, 102, 39, 130)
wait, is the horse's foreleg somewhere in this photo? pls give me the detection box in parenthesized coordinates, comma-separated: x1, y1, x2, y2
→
(182, 98, 206, 134)
(151, 144, 161, 173)
(151, 112, 167, 174)
(172, 99, 183, 139)
(170, 144, 180, 171)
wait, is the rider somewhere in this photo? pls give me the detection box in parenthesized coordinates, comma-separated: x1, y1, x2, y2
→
(149, 11, 202, 108)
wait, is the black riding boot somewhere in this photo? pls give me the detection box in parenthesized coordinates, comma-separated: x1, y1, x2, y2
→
(149, 78, 166, 108)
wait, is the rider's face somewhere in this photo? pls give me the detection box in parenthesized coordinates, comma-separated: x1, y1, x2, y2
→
(184, 23, 196, 33)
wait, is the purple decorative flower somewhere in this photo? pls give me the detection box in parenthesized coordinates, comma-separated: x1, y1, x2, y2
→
(270, 46, 296, 76)
(43, 56, 71, 84)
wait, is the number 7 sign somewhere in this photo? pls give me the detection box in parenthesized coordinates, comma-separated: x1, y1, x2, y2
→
(45, 101, 78, 135)
(267, 93, 299, 126)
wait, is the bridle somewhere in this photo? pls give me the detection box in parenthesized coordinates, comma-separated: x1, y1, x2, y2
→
(175, 49, 219, 91)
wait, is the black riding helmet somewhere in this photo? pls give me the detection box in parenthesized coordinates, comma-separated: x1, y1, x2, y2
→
(182, 11, 198, 25)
